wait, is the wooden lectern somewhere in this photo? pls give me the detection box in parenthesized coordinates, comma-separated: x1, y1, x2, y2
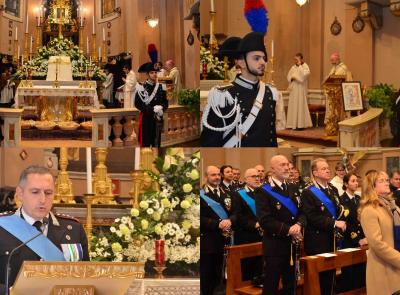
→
(322, 75, 346, 136)
(10, 261, 145, 295)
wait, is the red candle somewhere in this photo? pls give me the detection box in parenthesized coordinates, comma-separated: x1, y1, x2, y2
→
(155, 240, 165, 266)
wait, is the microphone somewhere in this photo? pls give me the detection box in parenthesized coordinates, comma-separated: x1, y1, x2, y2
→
(4, 218, 49, 295)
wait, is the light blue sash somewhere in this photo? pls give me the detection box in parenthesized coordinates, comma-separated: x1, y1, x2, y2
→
(200, 189, 228, 219)
(0, 215, 65, 261)
(238, 189, 256, 216)
(262, 184, 299, 217)
(309, 186, 337, 218)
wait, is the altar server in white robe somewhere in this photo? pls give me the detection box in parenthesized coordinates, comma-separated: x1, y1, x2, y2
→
(0, 68, 15, 105)
(102, 68, 114, 104)
(286, 53, 313, 130)
(122, 65, 137, 108)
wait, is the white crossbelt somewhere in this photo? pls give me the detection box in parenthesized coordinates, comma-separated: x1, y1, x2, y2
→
(223, 82, 266, 147)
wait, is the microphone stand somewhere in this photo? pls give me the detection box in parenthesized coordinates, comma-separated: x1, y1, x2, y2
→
(5, 218, 48, 295)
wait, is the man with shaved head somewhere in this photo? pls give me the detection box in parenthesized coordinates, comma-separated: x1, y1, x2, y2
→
(327, 52, 353, 82)
(255, 155, 306, 295)
(200, 166, 231, 295)
(231, 167, 263, 281)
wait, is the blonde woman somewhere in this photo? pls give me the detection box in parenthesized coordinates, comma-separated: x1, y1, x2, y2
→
(359, 171, 400, 294)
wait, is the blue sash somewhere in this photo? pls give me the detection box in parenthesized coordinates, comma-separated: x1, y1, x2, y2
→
(262, 184, 298, 217)
(200, 189, 228, 219)
(238, 189, 256, 216)
(309, 186, 337, 219)
(0, 215, 65, 261)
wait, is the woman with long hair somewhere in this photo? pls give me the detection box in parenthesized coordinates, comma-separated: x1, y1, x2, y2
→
(359, 171, 400, 294)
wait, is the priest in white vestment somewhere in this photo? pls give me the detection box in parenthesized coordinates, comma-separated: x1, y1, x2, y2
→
(286, 53, 312, 129)
(165, 60, 182, 93)
(325, 52, 353, 82)
(122, 65, 137, 108)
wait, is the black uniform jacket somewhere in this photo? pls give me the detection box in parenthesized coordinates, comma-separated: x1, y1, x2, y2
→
(231, 186, 262, 245)
(200, 186, 231, 254)
(255, 182, 306, 257)
(340, 192, 365, 248)
(201, 75, 277, 147)
(302, 183, 344, 255)
(0, 210, 89, 287)
(134, 80, 168, 147)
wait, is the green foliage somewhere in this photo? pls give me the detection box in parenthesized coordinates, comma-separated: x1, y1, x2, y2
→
(365, 83, 397, 123)
(177, 88, 200, 113)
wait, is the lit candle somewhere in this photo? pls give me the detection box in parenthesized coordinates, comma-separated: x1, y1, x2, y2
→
(210, 0, 215, 11)
(92, 15, 95, 34)
(98, 46, 101, 59)
(86, 148, 93, 194)
(102, 28, 105, 41)
(134, 148, 140, 170)
(271, 40, 274, 58)
(25, 13, 29, 33)
(15, 27, 18, 41)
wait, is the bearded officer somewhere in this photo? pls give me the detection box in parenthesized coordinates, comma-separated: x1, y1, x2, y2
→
(201, 32, 278, 147)
(0, 166, 89, 292)
(200, 166, 232, 295)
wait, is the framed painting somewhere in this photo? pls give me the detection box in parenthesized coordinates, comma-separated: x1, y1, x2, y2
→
(342, 81, 363, 111)
(98, 0, 119, 23)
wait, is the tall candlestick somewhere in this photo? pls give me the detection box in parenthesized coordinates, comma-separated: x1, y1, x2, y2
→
(210, 0, 215, 11)
(86, 36, 89, 54)
(29, 35, 33, 55)
(98, 46, 101, 60)
(271, 40, 274, 58)
(15, 27, 18, 41)
(86, 148, 93, 194)
(134, 148, 140, 170)
(92, 15, 95, 34)
(17, 45, 20, 63)
(80, 16, 83, 27)
(37, 16, 40, 26)
(102, 27, 105, 41)
(25, 13, 29, 33)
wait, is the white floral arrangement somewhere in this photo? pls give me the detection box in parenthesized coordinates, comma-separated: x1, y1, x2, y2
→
(16, 36, 106, 81)
(200, 45, 224, 80)
(90, 148, 200, 267)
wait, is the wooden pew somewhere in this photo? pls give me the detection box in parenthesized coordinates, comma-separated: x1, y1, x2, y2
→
(225, 242, 263, 295)
(225, 242, 304, 295)
(301, 248, 367, 295)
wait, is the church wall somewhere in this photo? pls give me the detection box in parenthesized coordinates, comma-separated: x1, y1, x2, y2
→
(374, 7, 400, 89)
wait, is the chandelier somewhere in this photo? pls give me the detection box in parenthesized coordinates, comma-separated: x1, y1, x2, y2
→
(145, 0, 159, 28)
(296, 0, 309, 6)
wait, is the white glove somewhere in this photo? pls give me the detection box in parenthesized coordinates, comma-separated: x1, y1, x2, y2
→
(153, 105, 163, 117)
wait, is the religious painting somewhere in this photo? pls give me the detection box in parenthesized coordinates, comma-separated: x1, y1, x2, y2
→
(101, 0, 116, 18)
(387, 157, 400, 175)
(342, 82, 363, 111)
(4, 0, 22, 18)
(56, 7, 66, 19)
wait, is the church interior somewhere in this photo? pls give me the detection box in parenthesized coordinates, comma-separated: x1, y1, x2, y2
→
(0, 0, 200, 148)
(200, 0, 400, 148)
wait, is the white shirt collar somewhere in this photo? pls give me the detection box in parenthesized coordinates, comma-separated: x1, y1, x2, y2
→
(21, 207, 42, 225)
(223, 180, 232, 187)
(271, 177, 284, 188)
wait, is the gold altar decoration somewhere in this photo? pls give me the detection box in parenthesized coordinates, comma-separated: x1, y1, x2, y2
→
(129, 170, 144, 208)
(23, 33, 29, 63)
(13, 40, 19, 64)
(323, 75, 346, 136)
(50, 0, 73, 25)
(102, 40, 107, 63)
(209, 11, 217, 55)
(92, 148, 115, 204)
(51, 285, 95, 295)
(18, 261, 145, 279)
(54, 147, 75, 204)
(92, 33, 97, 61)
(84, 193, 95, 240)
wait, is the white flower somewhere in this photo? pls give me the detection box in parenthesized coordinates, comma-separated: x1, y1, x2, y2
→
(146, 208, 154, 215)
(110, 226, 116, 233)
(140, 201, 149, 209)
(182, 184, 193, 193)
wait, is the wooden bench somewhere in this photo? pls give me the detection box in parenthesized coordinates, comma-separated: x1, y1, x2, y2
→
(301, 248, 367, 295)
(225, 242, 303, 295)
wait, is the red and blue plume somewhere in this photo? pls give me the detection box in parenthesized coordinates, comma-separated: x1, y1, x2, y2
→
(147, 44, 158, 64)
(244, 0, 269, 35)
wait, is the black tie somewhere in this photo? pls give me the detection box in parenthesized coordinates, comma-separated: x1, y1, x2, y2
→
(213, 189, 219, 196)
(33, 221, 43, 232)
(282, 183, 287, 192)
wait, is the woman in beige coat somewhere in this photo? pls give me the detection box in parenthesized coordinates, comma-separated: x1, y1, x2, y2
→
(360, 171, 400, 294)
